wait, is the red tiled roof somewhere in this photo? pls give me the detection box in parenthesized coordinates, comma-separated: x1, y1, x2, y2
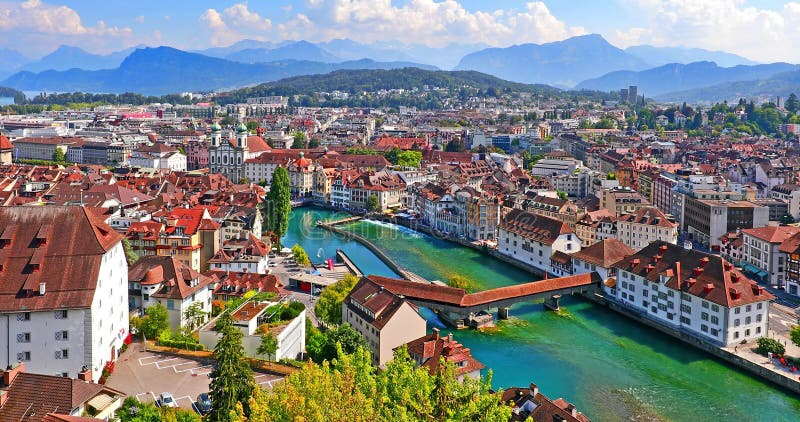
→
(500, 209, 574, 246)
(404, 331, 485, 377)
(128, 256, 213, 300)
(618, 206, 677, 228)
(742, 225, 800, 244)
(346, 277, 412, 329)
(571, 239, 635, 268)
(0, 206, 122, 311)
(0, 133, 11, 150)
(613, 241, 774, 308)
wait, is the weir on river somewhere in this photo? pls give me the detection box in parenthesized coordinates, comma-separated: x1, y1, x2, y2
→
(285, 208, 800, 420)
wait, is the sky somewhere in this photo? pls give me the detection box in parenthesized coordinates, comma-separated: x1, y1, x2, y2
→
(1, 0, 799, 62)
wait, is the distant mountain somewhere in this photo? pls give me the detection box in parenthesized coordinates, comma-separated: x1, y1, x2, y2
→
(0, 49, 31, 80)
(455, 34, 650, 87)
(196, 39, 282, 58)
(226, 41, 340, 63)
(657, 70, 800, 103)
(216, 67, 563, 104)
(625, 45, 759, 68)
(575, 61, 799, 96)
(1, 47, 437, 95)
(316, 39, 417, 63)
(21, 45, 139, 73)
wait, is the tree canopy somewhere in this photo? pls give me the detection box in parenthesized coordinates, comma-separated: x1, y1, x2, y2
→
(266, 167, 291, 250)
(306, 323, 368, 363)
(315, 274, 360, 325)
(139, 303, 169, 339)
(232, 346, 511, 422)
(209, 312, 256, 420)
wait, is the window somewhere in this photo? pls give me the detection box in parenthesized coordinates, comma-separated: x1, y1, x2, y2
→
(17, 351, 30, 361)
(757, 303, 763, 310)
(746, 305, 752, 312)
(17, 312, 30, 321)
(680, 304, 691, 313)
(756, 326, 762, 334)
(734, 319, 740, 327)
(711, 316, 719, 324)
(167, 300, 175, 310)
(711, 328, 719, 336)
(701, 312, 709, 321)
(734, 307, 741, 314)
(56, 330, 68, 341)
(702, 301, 709, 309)
(701, 324, 709, 332)
(711, 304, 719, 312)
(55, 310, 67, 319)
(756, 314, 763, 322)
(745, 329, 751, 336)
(668, 290, 675, 297)
(681, 292, 691, 301)
(17, 333, 30, 343)
(680, 316, 691, 324)
(745, 316, 751, 324)
(55, 349, 69, 359)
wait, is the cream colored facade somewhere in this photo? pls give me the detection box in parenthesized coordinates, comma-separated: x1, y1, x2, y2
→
(342, 300, 426, 367)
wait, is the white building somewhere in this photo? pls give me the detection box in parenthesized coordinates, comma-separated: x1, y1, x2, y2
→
(497, 209, 581, 274)
(128, 143, 187, 172)
(343, 276, 427, 367)
(208, 233, 270, 275)
(128, 256, 214, 330)
(0, 206, 129, 382)
(616, 206, 678, 251)
(740, 225, 800, 288)
(611, 241, 773, 347)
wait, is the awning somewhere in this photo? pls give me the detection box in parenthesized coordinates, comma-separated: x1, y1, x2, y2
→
(87, 393, 116, 410)
(604, 277, 617, 288)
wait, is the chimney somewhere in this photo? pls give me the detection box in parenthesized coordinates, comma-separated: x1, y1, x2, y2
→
(659, 244, 668, 253)
(77, 368, 92, 381)
(703, 283, 714, 294)
(432, 327, 440, 339)
(567, 404, 578, 417)
(685, 277, 697, 289)
(675, 261, 681, 287)
(693, 267, 704, 277)
(0, 390, 6, 407)
(630, 258, 640, 268)
(448, 333, 453, 342)
(529, 383, 539, 397)
(698, 257, 710, 268)
(653, 255, 661, 263)
(38, 282, 45, 296)
(646, 264, 655, 273)
(723, 261, 733, 271)
(731, 272, 741, 283)
(3, 362, 25, 386)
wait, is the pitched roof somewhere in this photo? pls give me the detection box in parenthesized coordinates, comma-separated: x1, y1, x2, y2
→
(0, 372, 121, 422)
(346, 277, 414, 329)
(618, 206, 677, 228)
(571, 239, 635, 268)
(404, 331, 485, 377)
(0, 206, 122, 311)
(502, 384, 590, 422)
(500, 209, 573, 245)
(742, 225, 800, 244)
(128, 256, 213, 300)
(612, 241, 774, 308)
(0, 133, 12, 150)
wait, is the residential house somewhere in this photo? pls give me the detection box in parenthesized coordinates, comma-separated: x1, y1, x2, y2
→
(575, 209, 617, 247)
(0, 206, 128, 382)
(343, 276, 427, 367)
(497, 209, 581, 274)
(403, 329, 485, 381)
(616, 206, 678, 251)
(128, 256, 214, 329)
(503, 382, 590, 422)
(683, 198, 769, 249)
(740, 225, 800, 287)
(611, 241, 773, 346)
(600, 186, 650, 217)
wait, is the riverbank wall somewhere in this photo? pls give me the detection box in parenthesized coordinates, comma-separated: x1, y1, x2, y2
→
(591, 294, 800, 395)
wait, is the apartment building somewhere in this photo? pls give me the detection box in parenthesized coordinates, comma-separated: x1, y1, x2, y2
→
(740, 225, 800, 287)
(497, 209, 581, 274)
(616, 206, 678, 251)
(683, 198, 769, 248)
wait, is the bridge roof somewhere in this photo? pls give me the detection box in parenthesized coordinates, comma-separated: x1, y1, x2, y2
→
(365, 273, 600, 308)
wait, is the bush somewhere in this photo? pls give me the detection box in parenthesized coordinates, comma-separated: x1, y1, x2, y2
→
(756, 337, 785, 356)
(157, 338, 205, 351)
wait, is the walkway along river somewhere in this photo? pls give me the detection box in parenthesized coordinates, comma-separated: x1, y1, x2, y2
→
(284, 207, 800, 421)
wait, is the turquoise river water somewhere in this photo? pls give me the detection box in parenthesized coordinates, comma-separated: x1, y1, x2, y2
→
(284, 207, 800, 421)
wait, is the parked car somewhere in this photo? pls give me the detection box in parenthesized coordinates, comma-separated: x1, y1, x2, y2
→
(196, 393, 212, 415)
(160, 392, 177, 408)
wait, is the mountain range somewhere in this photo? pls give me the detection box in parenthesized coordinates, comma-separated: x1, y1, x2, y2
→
(3, 35, 800, 103)
(575, 61, 799, 96)
(656, 70, 800, 103)
(1, 47, 436, 95)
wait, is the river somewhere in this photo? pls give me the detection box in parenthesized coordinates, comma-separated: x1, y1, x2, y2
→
(284, 207, 800, 421)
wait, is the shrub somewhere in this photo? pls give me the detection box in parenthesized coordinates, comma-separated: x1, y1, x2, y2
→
(756, 337, 785, 356)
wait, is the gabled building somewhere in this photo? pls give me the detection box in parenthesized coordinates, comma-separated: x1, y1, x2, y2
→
(128, 256, 214, 329)
(616, 206, 678, 251)
(208, 233, 270, 274)
(575, 209, 617, 247)
(207, 272, 283, 301)
(209, 123, 271, 183)
(740, 225, 800, 287)
(152, 207, 220, 271)
(404, 328, 484, 381)
(503, 382, 590, 422)
(0, 206, 128, 382)
(497, 209, 581, 274)
(0, 364, 125, 422)
(611, 241, 773, 346)
(343, 277, 427, 367)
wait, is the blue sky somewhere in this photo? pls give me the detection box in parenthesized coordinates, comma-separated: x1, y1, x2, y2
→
(2, 0, 800, 62)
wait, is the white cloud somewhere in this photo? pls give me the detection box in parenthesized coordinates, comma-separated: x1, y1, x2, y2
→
(0, 0, 131, 36)
(135, 15, 145, 24)
(200, 9, 242, 47)
(281, 0, 585, 47)
(223, 2, 272, 30)
(609, 0, 800, 62)
(200, 2, 273, 47)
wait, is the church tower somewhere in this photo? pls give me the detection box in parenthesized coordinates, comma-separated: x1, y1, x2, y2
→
(237, 123, 248, 151)
(210, 122, 221, 147)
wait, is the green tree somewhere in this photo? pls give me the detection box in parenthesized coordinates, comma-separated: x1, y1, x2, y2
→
(315, 274, 360, 325)
(384, 146, 401, 164)
(557, 190, 568, 200)
(366, 195, 381, 212)
(52, 148, 66, 163)
(183, 301, 208, 330)
(246, 121, 259, 132)
(787, 93, 800, 114)
(266, 167, 291, 250)
(291, 243, 311, 266)
(140, 303, 169, 340)
(447, 275, 471, 291)
(122, 238, 139, 265)
(306, 323, 368, 363)
(291, 131, 308, 149)
(756, 337, 785, 356)
(257, 331, 278, 360)
(396, 150, 422, 168)
(308, 137, 320, 148)
(209, 312, 256, 420)
(790, 325, 800, 349)
(238, 346, 512, 421)
(117, 396, 201, 422)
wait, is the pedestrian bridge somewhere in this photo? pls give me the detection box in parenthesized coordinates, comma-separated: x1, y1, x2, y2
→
(365, 273, 602, 327)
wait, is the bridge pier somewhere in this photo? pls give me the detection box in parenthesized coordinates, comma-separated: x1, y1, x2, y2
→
(544, 294, 561, 311)
(498, 307, 510, 320)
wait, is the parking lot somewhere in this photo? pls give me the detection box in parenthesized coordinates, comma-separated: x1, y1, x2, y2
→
(106, 341, 284, 412)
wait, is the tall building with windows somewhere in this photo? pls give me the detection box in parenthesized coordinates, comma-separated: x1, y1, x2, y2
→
(208, 123, 271, 183)
(0, 206, 129, 382)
